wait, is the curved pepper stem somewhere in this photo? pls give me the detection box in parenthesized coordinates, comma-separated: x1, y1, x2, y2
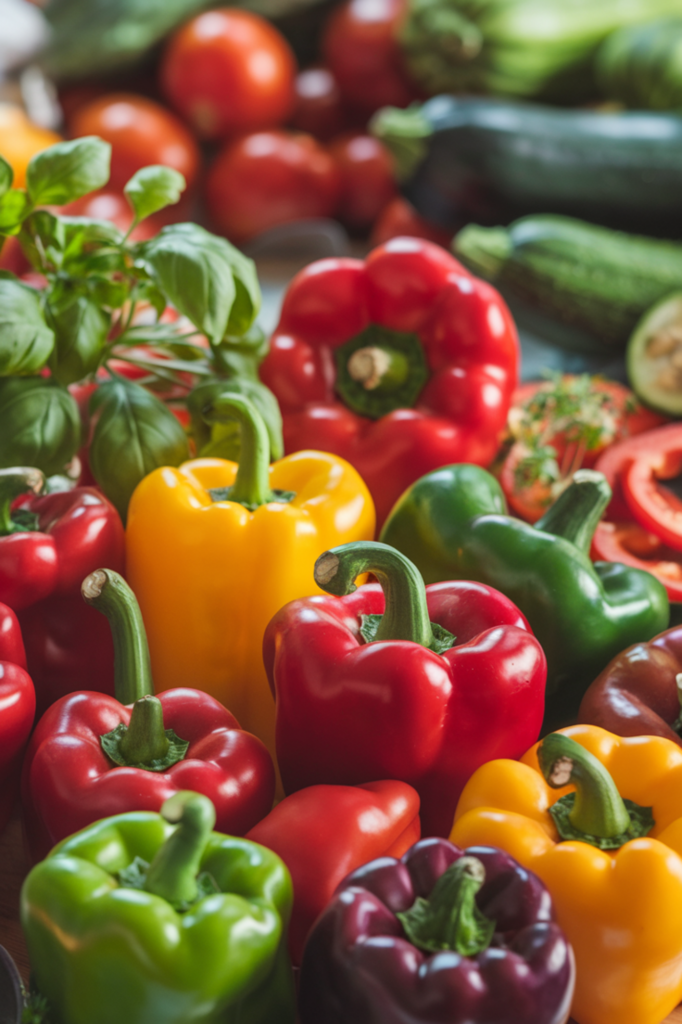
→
(145, 791, 216, 907)
(202, 392, 278, 510)
(0, 467, 44, 536)
(535, 469, 611, 555)
(397, 856, 495, 956)
(81, 569, 154, 706)
(314, 541, 435, 647)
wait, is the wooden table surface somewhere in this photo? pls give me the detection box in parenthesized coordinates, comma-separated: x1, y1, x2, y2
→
(2, 807, 682, 1023)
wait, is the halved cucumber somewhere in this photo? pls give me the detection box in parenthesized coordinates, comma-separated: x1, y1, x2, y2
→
(627, 293, 682, 416)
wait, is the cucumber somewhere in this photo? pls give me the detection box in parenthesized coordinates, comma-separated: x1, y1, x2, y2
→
(454, 216, 682, 348)
(597, 18, 682, 110)
(372, 96, 682, 234)
(627, 295, 682, 415)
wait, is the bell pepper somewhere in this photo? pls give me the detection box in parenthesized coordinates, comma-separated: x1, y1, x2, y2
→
(22, 569, 275, 862)
(126, 392, 374, 769)
(381, 465, 669, 730)
(0, 466, 125, 713)
(579, 624, 682, 745)
(299, 836, 576, 1024)
(451, 726, 682, 1024)
(591, 519, 682, 603)
(21, 790, 296, 1024)
(259, 237, 519, 526)
(0, 601, 35, 835)
(245, 779, 421, 965)
(265, 540, 546, 838)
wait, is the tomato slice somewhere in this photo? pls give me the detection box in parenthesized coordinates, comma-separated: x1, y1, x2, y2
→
(592, 519, 682, 602)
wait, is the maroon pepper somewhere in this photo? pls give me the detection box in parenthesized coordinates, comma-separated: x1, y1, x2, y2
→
(299, 837, 575, 1024)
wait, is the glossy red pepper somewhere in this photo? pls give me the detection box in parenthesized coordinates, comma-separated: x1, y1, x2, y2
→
(22, 570, 275, 862)
(246, 779, 421, 965)
(0, 602, 36, 835)
(0, 469, 125, 713)
(259, 238, 519, 525)
(264, 541, 546, 839)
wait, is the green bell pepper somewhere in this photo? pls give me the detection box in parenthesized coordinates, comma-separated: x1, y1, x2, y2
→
(21, 791, 295, 1024)
(380, 465, 669, 730)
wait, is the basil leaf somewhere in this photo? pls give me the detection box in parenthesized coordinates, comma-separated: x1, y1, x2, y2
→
(0, 190, 31, 235)
(213, 324, 269, 379)
(124, 165, 186, 224)
(0, 376, 80, 475)
(48, 295, 111, 386)
(61, 215, 124, 255)
(187, 378, 283, 462)
(0, 156, 12, 196)
(0, 277, 55, 374)
(26, 137, 111, 206)
(89, 378, 189, 520)
(20, 210, 65, 271)
(87, 276, 130, 309)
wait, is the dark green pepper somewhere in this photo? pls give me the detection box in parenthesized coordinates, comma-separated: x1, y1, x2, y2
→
(380, 465, 669, 729)
(21, 791, 295, 1024)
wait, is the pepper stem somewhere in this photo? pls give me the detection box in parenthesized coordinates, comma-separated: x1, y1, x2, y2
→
(397, 856, 495, 955)
(535, 469, 611, 555)
(202, 393, 272, 509)
(538, 733, 631, 838)
(369, 105, 432, 182)
(118, 696, 169, 764)
(81, 569, 154, 705)
(144, 791, 216, 907)
(0, 467, 44, 535)
(314, 541, 435, 647)
(347, 346, 410, 392)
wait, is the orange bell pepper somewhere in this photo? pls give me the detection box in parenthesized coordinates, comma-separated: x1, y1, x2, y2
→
(126, 393, 375, 771)
(450, 725, 682, 1024)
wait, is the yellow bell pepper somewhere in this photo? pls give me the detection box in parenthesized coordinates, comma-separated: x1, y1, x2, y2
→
(126, 393, 375, 773)
(450, 725, 682, 1024)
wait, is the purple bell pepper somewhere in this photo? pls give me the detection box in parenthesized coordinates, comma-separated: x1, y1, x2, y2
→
(298, 837, 575, 1024)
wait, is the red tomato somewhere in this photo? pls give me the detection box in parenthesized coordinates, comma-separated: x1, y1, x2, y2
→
(322, 0, 417, 114)
(328, 133, 397, 231)
(289, 67, 353, 142)
(206, 130, 341, 243)
(160, 9, 296, 140)
(68, 93, 201, 194)
(370, 196, 452, 247)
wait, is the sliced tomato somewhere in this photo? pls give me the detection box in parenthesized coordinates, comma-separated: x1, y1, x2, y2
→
(592, 519, 682, 602)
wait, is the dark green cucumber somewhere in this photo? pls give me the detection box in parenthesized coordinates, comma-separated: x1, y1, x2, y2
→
(627, 295, 682, 415)
(372, 96, 682, 234)
(597, 18, 682, 110)
(454, 216, 682, 348)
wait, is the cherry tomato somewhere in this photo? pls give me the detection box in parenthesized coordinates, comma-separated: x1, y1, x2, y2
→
(322, 0, 417, 114)
(289, 67, 353, 142)
(0, 104, 61, 189)
(370, 196, 451, 247)
(160, 8, 297, 140)
(206, 130, 341, 243)
(68, 93, 201, 193)
(328, 133, 396, 231)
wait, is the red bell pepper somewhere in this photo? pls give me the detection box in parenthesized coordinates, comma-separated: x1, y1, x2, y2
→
(22, 569, 275, 862)
(0, 467, 125, 713)
(0, 602, 36, 834)
(245, 779, 421, 965)
(591, 520, 682, 603)
(259, 238, 518, 525)
(264, 541, 546, 838)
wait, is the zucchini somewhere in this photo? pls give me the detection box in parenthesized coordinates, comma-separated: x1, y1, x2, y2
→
(597, 18, 682, 111)
(454, 215, 682, 348)
(372, 95, 682, 234)
(627, 295, 682, 415)
(399, 0, 682, 103)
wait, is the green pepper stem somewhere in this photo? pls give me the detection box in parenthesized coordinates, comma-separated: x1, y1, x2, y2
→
(535, 469, 611, 555)
(202, 393, 272, 508)
(538, 733, 631, 838)
(118, 696, 170, 764)
(397, 856, 494, 955)
(0, 467, 44, 535)
(81, 569, 154, 705)
(347, 346, 410, 393)
(369, 105, 432, 182)
(144, 791, 216, 906)
(314, 541, 435, 647)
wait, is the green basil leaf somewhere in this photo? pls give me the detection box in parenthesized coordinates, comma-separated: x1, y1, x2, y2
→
(87, 276, 130, 309)
(20, 210, 65, 270)
(0, 277, 55, 374)
(0, 190, 31, 235)
(213, 324, 269, 380)
(0, 156, 13, 196)
(61, 215, 125, 255)
(48, 295, 111, 386)
(187, 377, 283, 462)
(26, 137, 111, 206)
(133, 279, 167, 319)
(0, 376, 80, 475)
(124, 165, 186, 224)
(89, 378, 189, 520)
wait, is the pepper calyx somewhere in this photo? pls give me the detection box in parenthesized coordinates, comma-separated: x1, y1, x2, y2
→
(335, 325, 428, 420)
(117, 855, 220, 912)
(360, 613, 456, 654)
(208, 485, 295, 511)
(549, 792, 654, 850)
(100, 696, 189, 772)
(0, 466, 45, 536)
(143, 791, 216, 908)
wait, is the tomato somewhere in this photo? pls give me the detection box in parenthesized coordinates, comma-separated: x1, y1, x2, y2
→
(0, 104, 61, 189)
(322, 0, 417, 114)
(370, 196, 452, 247)
(68, 94, 201, 194)
(328, 133, 396, 231)
(160, 8, 296, 140)
(592, 520, 682, 602)
(206, 130, 341, 243)
(289, 67, 353, 142)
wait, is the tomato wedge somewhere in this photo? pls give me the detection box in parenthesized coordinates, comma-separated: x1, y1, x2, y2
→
(592, 520, 682, 602)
